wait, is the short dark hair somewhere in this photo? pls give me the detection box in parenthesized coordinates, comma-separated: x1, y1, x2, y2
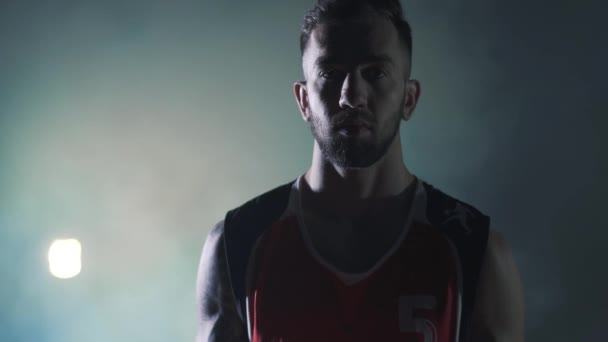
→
(299, 0, 413, 59)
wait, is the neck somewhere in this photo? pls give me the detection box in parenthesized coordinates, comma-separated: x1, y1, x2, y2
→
(302, 134, 415, 220)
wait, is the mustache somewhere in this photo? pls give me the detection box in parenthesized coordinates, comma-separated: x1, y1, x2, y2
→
(333, 109, 374, 127)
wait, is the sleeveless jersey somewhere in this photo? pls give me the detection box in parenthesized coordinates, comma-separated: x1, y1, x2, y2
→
(222, 174, 490, 342)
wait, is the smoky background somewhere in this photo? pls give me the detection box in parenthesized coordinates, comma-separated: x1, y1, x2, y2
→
(0, 0, 605, 341)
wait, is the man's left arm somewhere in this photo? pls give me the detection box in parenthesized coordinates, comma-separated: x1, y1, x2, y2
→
(471, 227, 526, 342)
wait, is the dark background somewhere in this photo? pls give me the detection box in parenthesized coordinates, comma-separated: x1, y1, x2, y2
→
(1, 0, 605, 340)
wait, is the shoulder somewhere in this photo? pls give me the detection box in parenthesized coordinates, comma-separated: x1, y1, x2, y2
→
(418, 179, 490, 236)
(196, 220, 250, 341)
(420, 180, 487, 215)
(471, 226, 526, 341)
(480, 228, 519, 283)
(222, 178, 297, 251)
(203, 179, 296, 333)
(196, 220, 227, 321)
(225, 179, 296, 221)
(485, 228, 512, 255)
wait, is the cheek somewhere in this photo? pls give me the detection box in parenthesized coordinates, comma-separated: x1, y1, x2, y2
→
(308, 93, 326, 116)
(307, 82, 323, 109)
(371, 80, 403, 109)
(314, 81, 341, 107)
(306, 87, 330, 125)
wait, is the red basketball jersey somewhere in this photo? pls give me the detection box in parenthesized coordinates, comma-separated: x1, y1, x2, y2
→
(241, 176, 482, 342)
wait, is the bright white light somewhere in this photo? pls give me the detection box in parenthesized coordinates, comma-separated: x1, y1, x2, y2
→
(48, 239, 82, 279)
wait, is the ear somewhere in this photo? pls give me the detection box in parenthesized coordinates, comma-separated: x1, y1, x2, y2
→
(401, 79, 421, 122)
(294, 80, 311, 122)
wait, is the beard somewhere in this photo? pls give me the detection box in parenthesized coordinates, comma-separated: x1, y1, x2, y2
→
(308, 102, 404, 169)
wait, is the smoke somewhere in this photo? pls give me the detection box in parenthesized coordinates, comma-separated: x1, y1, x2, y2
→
(1, 0, 605, 341)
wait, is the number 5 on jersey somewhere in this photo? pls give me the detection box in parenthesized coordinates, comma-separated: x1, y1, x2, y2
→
(399, 295, 438, 342)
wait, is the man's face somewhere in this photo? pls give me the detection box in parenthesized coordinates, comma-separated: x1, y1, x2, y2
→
(300, 12, 411, 169)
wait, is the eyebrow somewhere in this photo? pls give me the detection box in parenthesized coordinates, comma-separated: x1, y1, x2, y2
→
(315, 54, 395, 68)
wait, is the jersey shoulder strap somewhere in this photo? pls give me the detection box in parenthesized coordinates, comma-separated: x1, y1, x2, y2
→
(223, 178, 296, 321)
(420, 180, 491, 342)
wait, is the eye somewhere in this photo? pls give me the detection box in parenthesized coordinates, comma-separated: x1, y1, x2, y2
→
(363, 67, 387, 80)
(319, 69, 343, 80)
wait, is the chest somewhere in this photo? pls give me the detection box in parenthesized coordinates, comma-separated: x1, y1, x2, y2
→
(302, 209, 408, 273)
(247, 221, 462, 342)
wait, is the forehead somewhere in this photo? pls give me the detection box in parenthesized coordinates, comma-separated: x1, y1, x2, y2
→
(303, 13, 406, 70)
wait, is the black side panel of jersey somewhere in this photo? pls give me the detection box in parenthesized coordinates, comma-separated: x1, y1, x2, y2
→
(223, 179, 296, 322)
(422, 182, 490, 342)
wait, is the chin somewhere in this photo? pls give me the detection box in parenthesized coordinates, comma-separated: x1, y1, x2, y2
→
(327, 146, 385, 169)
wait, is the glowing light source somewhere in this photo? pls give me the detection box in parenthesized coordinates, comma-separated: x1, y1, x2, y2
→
(48, 239, 82, 279)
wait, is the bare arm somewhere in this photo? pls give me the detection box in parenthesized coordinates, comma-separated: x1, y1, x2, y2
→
(471, 227, 526, 342)
(196, 221, 249, 342)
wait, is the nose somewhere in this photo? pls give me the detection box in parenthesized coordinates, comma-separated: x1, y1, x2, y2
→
(338, 71, 367, 109)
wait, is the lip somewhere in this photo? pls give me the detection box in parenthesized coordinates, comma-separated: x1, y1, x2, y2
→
(336, 124, 370, 136)
(336, 121, 371, 129)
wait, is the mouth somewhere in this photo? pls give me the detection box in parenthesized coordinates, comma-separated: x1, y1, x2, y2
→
(335, 120, 372, 130)
(335, 123, 371, 136)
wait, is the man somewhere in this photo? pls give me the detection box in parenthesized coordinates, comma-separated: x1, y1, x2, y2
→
(196, 0, 525, 341)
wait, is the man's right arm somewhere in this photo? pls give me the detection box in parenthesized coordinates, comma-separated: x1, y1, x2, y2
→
(196, 221, 249, 342)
